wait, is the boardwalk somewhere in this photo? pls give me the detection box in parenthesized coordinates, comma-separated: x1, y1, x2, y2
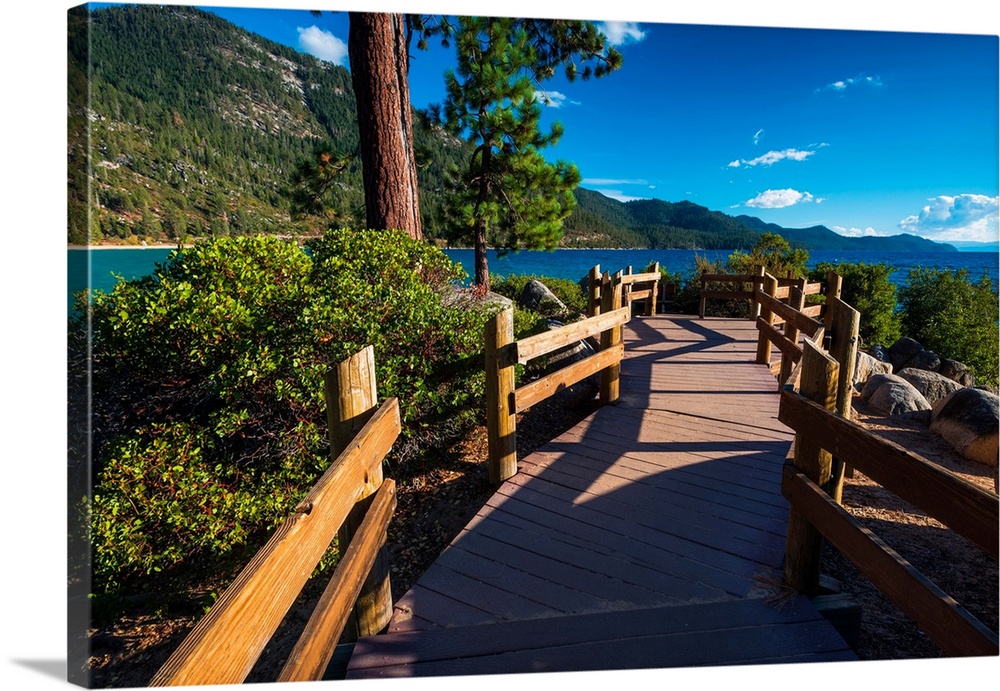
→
(345, 316, 856, 678)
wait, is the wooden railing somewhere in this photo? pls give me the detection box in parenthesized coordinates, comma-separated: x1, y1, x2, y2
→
(150, 346, 399, 686)
(698, 268, 826, 320)
(587, 263, 660, 317)
(780, 341, 999, 657)
(487, 272, 630, 485)
(754, 271, 852, 389)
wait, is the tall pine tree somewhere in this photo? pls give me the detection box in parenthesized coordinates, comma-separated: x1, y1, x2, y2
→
(432, 17, 621, 289)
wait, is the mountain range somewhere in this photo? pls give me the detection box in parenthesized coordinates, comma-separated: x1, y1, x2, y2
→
(68, 4, 958, 253)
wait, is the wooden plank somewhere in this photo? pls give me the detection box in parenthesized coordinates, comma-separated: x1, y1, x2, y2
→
(755, 290, 824, 337)
(348, 598, 852, 677)
(515, 307, 629, 364)
(278, 479, 397, 682)
(149, 398, 401, 687)
(622, 270, 661, 284)
(779, 389, 999, 558)
(348, 597, 848, 674)
(755, 316, 802, 359)
(782, 465, 998, 656)
(514, 342, 623, 410)
(599, 274, 623, 403)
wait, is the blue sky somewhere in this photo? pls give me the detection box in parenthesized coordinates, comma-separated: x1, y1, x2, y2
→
(178, 0, 1000, 246)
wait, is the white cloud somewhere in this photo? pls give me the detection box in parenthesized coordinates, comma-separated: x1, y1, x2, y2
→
(898, 194, 1000, 243)
(744, 189, 817, 209)
(833, 225, 879, 237)
(582, 177, 649, 186)
(598, 189, 647, 202)
(819, 74, 883, 93)
(297, 26, 348, 65)
(534, 90, 579, 108)
(597, 21, 646, 46)
(753, 128, 764, 145)
(736, 148, 816, 167)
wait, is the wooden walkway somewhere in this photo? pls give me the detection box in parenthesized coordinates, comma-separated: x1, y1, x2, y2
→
(345, 316, 856, 678)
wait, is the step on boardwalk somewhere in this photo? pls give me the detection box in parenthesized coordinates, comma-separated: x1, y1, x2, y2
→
(346, 316, 856, 678)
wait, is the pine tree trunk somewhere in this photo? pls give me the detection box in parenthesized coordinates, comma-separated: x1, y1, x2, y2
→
(474, 221, 490, 291)
(348, 13, 422, 239)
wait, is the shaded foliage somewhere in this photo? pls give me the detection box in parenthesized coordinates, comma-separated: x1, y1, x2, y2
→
(76, 231, 494, 599)
(898, 267, 998, 387)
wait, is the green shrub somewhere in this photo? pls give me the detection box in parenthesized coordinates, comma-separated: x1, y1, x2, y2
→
(78, 230, 494, 598)
(811, 261, 902, 348)
(898, 267, 998, 388)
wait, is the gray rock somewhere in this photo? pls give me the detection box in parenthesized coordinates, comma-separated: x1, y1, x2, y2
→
(861, 373, 932, 417)
(939, 358, 976, 387)
(906, 350, 941, 372)
(519, 279, 567, 315)
(442, 286, 513, 312)
(897, 368, 963, 405)
(869, 344, 891, 363)
(930, 388, 999, 467)
(854, 351, 893, 390)
(888, 337, 925, 372)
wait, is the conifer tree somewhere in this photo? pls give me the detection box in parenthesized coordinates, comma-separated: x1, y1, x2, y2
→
(430, 17, 621, 289)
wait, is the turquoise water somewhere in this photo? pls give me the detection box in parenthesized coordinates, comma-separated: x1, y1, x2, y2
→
(68, 245, 998, 314)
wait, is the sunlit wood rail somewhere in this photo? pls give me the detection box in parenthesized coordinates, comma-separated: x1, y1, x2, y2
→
(149, 347, 400, 686)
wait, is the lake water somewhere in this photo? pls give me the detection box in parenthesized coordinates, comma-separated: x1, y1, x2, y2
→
(67, 245, 998, 314)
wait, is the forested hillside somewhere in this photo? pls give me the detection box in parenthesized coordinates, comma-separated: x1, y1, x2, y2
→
(67, 4, 469, 245)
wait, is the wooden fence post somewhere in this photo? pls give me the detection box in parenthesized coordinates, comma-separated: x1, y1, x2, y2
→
(779, 283, 806, 386)
(825, 295, 861, 501)
(588, 265, 602, 317)
(698, 269, 708, 319)
(485, 308, 517, 485)
(784, 340, 839, 595)
(823, 271, 843, 335)
(646, 262, 660, 317)
(752, 265, 764, 320)
(325, 345, 392, 640)
(755, 273, 777, 365)
(600, 272, 624, 404)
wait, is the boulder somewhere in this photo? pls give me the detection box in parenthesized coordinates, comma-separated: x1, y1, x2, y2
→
(442, 285, 513, 312)
(897, 368, 963, 406)
(906, 350, 941, 373)
(853, 351, 893, 389)
(519, 279, 567, 315)
(860, 373, 932, 417)
(868, 344, 891, 363)
(939, 358, 976, 387)
(888, 337, 925, 372)
(930, 388, 999, 467)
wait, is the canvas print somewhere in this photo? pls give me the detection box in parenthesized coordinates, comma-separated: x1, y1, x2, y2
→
(67, 1, 998, 688)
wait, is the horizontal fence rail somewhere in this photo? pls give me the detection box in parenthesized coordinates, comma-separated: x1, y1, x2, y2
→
(780, 341, 999, 658)
(150, 348, 400, 686)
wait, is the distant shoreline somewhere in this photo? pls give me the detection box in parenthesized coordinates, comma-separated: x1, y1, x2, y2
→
(68, 244, 187, 251)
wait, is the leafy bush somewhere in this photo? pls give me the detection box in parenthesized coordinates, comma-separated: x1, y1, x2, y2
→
(77, 230, 494, 597)
(898, 267, 998, 388)
(811, 261, 902, 348)
(727, 232, 809, 279)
